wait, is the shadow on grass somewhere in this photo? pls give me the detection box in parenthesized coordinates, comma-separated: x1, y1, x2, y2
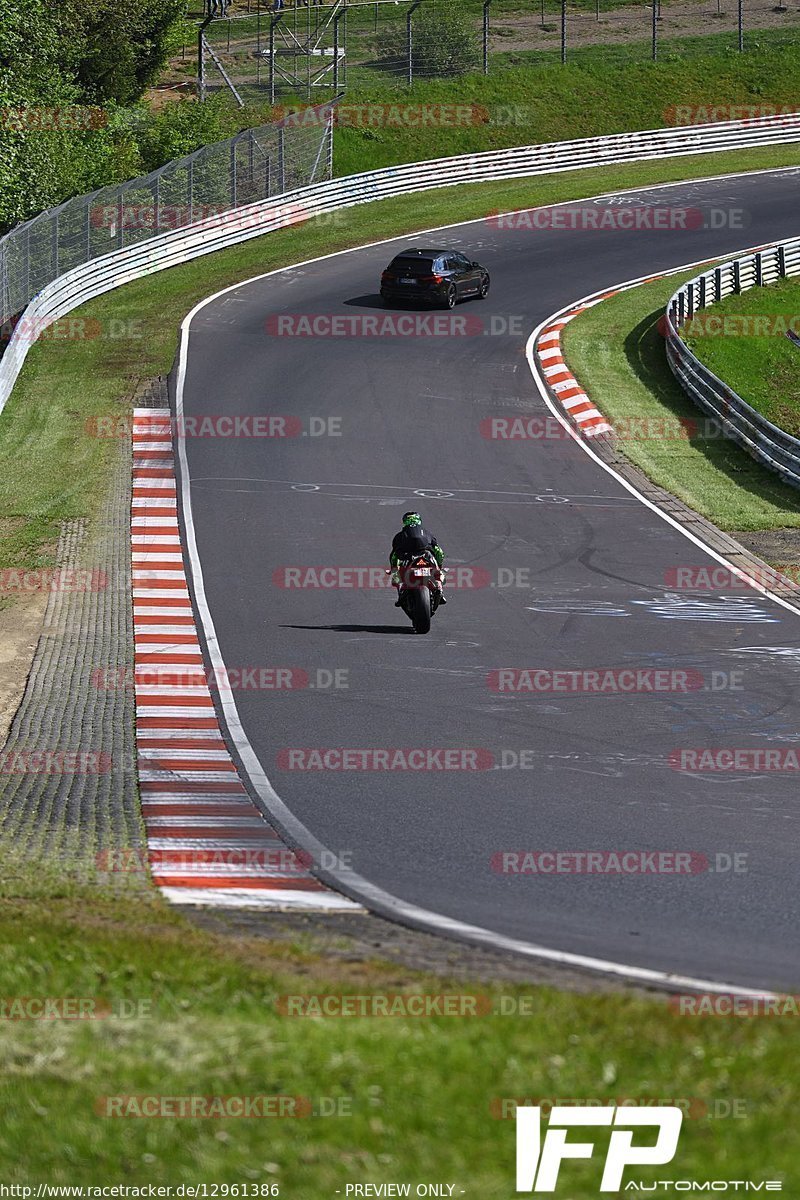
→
(623, 306, 800, 519)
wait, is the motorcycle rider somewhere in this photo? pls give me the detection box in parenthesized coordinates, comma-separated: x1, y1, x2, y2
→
(390, 512, 446, 606)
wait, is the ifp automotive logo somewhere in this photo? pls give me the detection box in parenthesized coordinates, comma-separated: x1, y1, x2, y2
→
(516, 1105, 683, 1192)
(514, 1105, 783, 1192)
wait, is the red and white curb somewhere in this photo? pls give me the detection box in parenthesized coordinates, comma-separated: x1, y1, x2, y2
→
(131, 406, 361, 911)
(536, 298, 618, 437)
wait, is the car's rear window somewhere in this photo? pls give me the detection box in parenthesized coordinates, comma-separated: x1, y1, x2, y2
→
(388, 257, 435, 274)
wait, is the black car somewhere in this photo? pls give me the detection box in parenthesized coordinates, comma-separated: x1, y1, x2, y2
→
(380, 247, 490, 309)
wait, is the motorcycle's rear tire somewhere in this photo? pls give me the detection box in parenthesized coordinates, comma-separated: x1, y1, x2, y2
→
(409, 586, 431, 634)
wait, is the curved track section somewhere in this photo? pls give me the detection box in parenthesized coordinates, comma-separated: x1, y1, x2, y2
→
(175, 168, 800, 991)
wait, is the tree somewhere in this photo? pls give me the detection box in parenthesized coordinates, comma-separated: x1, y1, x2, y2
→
(378, 0, 482, 78)
(59, 0, 187, 105)
(0, 0, 184, 227)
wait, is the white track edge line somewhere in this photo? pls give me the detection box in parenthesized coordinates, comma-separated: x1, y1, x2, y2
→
(527, 264, 800, 620)
(172, 172, 800, 997)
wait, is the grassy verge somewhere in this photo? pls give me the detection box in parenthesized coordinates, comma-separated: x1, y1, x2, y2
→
(2, 132, 800, 1191)
(682, 274, 800, 434)
(181, 40, 800, 176)
(490, 24, 800, 71)
(563, 272, 800, 530)
(219, 22, 800, 102)
(330, 39, 800, 175)
(0, 891, 797, 1187)
(331, 37, 800, 172)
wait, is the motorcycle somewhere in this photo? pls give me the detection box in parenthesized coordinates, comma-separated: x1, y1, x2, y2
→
(388, 551, 445, 635)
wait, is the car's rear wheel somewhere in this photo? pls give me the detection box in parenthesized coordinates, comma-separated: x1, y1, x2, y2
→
(444, 284, 457, 310)
(479, 276, 490, 299)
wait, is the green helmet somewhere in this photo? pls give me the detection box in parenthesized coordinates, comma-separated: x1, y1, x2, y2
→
(402, 511, 422, 528)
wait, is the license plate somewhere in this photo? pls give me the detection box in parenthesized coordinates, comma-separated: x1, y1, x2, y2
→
(412, 568, 431, 577)
(400, 277, 415, 284)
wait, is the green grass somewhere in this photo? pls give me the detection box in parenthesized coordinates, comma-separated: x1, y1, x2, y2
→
(4, 135, 800, 1191)
(490, 25, 800, 71)
(328, 41, 800, 173)
(195, 39, 800, 176)
(0, 892, 797, 1187)
(683, 274, 800, 434)
(562, 273, 800, 530)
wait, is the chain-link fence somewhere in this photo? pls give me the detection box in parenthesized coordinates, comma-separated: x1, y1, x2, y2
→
(198, 0, 800, 103)
(0, 107, 333, 331)
(509, 0, 799, 67)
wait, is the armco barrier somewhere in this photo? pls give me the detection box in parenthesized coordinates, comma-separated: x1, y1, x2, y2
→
(2, 112, 800, 415)
(0, 106, 335, 330)
(665, 237, 800, 488)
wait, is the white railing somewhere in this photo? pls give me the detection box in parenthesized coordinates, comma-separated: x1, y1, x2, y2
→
(665, 237, 800, 488)
(3, 111, 800, 415)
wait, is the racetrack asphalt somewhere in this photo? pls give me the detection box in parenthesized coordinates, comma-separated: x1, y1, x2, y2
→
(175, 168, 800, 990)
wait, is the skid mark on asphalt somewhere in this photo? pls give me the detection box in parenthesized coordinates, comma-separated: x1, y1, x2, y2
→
(525, 595, 778, 622)
(187, 477, 637, 508)
(131, 407, 362, 912)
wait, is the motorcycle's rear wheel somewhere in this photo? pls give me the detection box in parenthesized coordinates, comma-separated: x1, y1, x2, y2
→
(409, 585, 431, 634)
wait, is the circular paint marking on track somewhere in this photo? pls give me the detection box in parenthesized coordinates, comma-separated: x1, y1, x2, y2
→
(291, 483, 320, 492)
(413, 489, 455, 499)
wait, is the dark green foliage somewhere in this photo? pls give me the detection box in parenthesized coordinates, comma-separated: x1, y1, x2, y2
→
(378, 0, 483, 76)
(0, 0, 187, 227)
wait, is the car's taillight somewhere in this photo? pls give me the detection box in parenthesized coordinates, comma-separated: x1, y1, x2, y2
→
(381, 270, 394, 282)
(419, 274, 443, 284)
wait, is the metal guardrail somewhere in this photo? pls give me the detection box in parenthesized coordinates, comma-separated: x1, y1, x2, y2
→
(665, 235, 800, 489)
(0, 106, 335, 333)
(2, 111, 800, 417)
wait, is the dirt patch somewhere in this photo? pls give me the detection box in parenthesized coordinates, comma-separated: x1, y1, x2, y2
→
(731, 527, 800, 566)
(0, 592, 48, 747)
(491, 0, 799, 52)
(142, 84, 195, 113)
(186, 907, 660, 996)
